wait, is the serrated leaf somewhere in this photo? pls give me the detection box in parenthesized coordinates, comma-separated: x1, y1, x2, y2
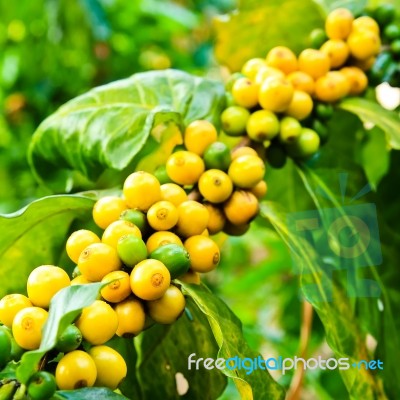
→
(28, 69, 225, 189)
(17, 283, 104, 384)
(0, 195, 94, 298)
(181, 283, 286, 400)
(214, 0, 324, 72)
(339, 98, 400, 150)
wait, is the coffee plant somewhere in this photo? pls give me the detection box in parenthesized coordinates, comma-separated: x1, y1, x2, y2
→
(0, 0, 399, 399)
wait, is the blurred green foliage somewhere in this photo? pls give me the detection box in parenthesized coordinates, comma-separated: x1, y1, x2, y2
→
(0, 0, 235, 212)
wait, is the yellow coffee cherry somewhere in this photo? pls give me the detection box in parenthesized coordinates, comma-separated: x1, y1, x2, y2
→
(246, 110, 280, 142)
(347, 30, 381, 60)
(241, 57, 267, 79)
(199, 170, 233, 204)
(250, 180, 268, 199)
(265, 46, 298, 75)
(258, 76, 294, 112)
(340, 67, 368, 95)
(0, 294, 32, 328)
(76, 300, 118, 345)
(298, 49, 330, 80)
(231, 146, 258, 160)
(224, 190, 259, 225)
(147, 285, 186, 324)
(231, 77, 259, 109)
(166, 151, 205, 186)
(228, 155, 265, 189)
(315, 71, 350, 102)
(92, 196, 128, 229)
(176, 201, 209, 238)
(254, 66, 285, 86)
(102, 220, 142, 249)
(89, 345, 127, 390)
(114, 297, 146, 337)
(325, 8, 354, 40)
(78, 243, 121, 282)
(184, 120, 218, 156)
(55, 350, 97, 390)
(147, 201, 178, 231)
(27, 265, 70, 308)
(285, 90, 313, 121)
(146, 231, 183, 253)
(101, 271, 131, 303)
(203, 203, 226, 235)
(66, 230, 100, 264)
(352, 16, 380, 35)
(123, 171, 161, 211)
(286, 71, 315, 95)
(12, 307, 48, 350)
(130, 259, 171, 300)
(320, 39, 350, 68)
(160, 183, 188, 206)
(184, 236, 220, 273)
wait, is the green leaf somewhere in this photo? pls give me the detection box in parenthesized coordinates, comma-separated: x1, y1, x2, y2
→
(260, 200, 387, 399)
(339, 98, 400, 150)
(17, 283, 104, 384)
(135, 297, 227, 400)
(0, 195, 95, 298)
(181, 283, 286, 400)
(28, 69, 225, 189)
(214, 0, 324, 71)
(55, 387, 128, 399)
(295, 164, 400, 399)
(356, 127, 390, 190)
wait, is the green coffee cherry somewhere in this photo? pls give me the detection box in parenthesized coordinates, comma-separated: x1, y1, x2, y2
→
(120, 209, 148, 233)
(384, 23, 400, 40)
(56, 324, 82, 353)
(117, 234, 148, 268)
(286, 128, 320, 159)
(309, 28, 328, 49)
(221, 106, 250, 136)
(279, 117, 302, 144)
(154, 165, 172, 184)
(203, 142, 232, 171)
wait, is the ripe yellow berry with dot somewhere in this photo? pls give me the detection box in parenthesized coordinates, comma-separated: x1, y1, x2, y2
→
(265, 46, 298, 75)
(198, 170, 233, 203)
(347, 30, 381, 60)
(12, 306, 48, 350)
(78, 243, 121, 282)
(147, 200, 179, 231)
(184, 236, 220, 273)
(315, 71, 350, 102)
(224, 190, 259, 226)
(228, 155, 265, 189)
(130, 259, 171, 300)
(231, 77, 259, 109)
(114, 298, 146, 337)
(101, 271, 131, 303)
